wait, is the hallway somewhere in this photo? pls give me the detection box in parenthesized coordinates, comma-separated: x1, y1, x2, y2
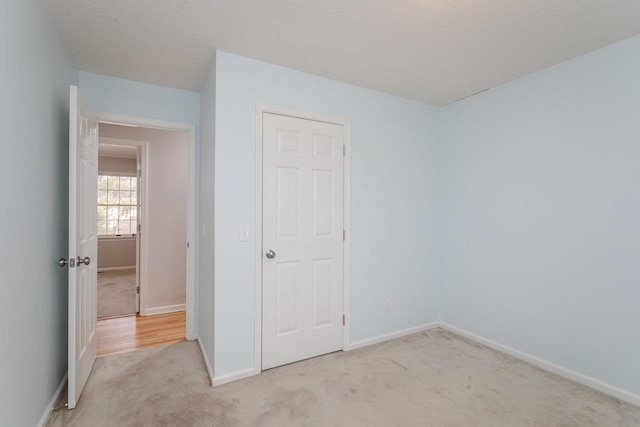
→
(97, 311, 186, 356)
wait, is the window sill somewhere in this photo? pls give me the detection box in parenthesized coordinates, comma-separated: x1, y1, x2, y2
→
(98, 235, 137, 241)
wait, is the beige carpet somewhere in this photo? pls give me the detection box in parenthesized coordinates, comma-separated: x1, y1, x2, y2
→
(47, 329, 640, 426)
(97, 269, 136, 319)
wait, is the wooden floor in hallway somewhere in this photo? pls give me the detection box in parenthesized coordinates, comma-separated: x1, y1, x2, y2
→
(97, 311, 186, 357)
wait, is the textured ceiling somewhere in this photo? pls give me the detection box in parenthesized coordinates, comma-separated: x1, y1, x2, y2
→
(45, 1, 640, 106)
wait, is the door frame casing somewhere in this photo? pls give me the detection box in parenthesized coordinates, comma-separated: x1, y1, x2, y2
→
(97, 112, 197, 341)
(254, 104, 351, 375)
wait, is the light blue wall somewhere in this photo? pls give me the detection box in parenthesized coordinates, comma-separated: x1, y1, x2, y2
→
(78, 72, 200, 125)
(213, 51, 441, 376)
(0, 1, 77, 426)
(440, 35, 640, 395)
(198, 57, 216, 367)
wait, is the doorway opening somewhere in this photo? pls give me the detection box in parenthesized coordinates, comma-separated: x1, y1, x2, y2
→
(96, 142, 140, 320)
(94, 116, 196, 357)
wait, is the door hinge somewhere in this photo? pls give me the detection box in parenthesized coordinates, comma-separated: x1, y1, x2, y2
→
(343, 229, 346, 241)
(342, 314, 346, 326)
(136, 286, 140, 294)
(343, 145, 346, 157)
(137, 223, 142, 233)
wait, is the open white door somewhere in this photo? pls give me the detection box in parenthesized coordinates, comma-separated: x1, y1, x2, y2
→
(67, 85, 99, 409)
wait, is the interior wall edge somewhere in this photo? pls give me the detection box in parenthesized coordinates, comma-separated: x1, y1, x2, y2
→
(196, 335, 215, 386)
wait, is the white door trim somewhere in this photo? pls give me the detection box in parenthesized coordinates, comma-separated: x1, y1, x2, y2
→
(97, 113, 197, 341)
(254, 104, 351, 374)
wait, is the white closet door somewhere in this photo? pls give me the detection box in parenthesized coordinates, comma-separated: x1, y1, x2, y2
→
(262, 113, 345, 370)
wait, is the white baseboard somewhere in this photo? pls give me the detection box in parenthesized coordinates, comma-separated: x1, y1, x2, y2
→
(439, 323, 640, 408)
(143, 304, 186, 316)
(97, 266, 135, 272)
(213, 368, 258, 387)
(349, 321, 441, 350)
(37, 373, 67, 427)
(209, 322, 439, 387)
(195, 335, 215, 386)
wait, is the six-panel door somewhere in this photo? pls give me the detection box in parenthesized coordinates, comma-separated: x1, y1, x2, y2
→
(262, 113, 345, 370)
(68, 86, 98, 408)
